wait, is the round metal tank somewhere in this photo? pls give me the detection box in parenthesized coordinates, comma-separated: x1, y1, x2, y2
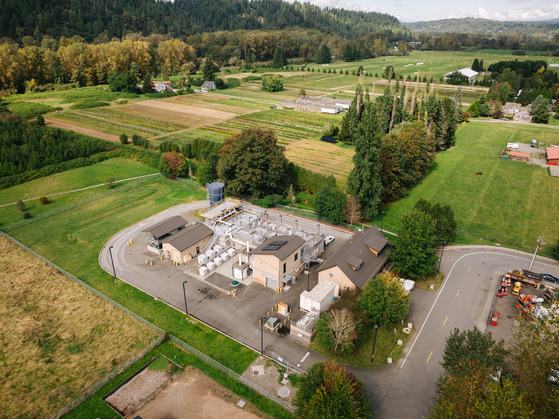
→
(208, 182, 225, 205)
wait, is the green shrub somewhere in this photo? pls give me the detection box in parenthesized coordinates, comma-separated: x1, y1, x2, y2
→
(16, 200, 26, 212)
(22, 211, 32, 219)
(6, 102, 55, 119)
(39, 196, 50, 205)
(119, 133, 128, 144)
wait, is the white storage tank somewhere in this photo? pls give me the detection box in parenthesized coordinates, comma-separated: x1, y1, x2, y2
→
(214, 256, 223, 266)
(209, 249, 217, 258)
(198, 254, 208, 265)
(199, 266, 209, 276)
(213, 245, 223, 252)
(227, 248, 236, 257)
(207, 261, 216, 271)
(221, 253, 230, 262)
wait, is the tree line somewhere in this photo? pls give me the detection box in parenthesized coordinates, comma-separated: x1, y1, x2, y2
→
(0, 120, 111, 177)
(0, 0, 409, 43)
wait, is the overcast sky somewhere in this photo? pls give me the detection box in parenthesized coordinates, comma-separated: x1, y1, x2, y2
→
(287, 0, 559, 22)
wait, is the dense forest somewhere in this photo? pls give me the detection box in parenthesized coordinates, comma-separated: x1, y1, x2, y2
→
(406, 17, 559, 40)
(0, 0, 410, 42)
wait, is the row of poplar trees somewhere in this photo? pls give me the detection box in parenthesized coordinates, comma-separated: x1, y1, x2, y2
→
(342, 80, 460, 219)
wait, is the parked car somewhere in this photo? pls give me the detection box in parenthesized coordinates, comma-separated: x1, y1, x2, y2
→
(324, 235, 335, 246)
(531, 139, 537, 147)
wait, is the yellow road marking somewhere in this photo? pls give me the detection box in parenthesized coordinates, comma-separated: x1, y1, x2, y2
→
(456, 289, 460, 297)
(467, 266, 471, 272)
(426, 351, 433, 364)
(443, 316, 448, 325)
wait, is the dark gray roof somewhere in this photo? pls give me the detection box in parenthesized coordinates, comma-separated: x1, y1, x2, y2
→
(143, 216, 187, 239)
(162, 223, 213, 251)
(318, 226, 389, 289)
(251, 235, 305, 260)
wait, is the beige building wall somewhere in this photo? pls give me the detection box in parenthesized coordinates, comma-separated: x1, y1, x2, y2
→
(318, 266, 355, 291)
(252, 248, 302, 290)
(162, 235, 212, 264)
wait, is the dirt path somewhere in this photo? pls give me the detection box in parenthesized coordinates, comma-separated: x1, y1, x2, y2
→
(45, 118, 120, 142)
(132, 366, 263, 418)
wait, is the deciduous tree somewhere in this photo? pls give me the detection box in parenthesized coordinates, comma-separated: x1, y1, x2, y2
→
(294, 362, 373, 419)
(359, 274, 410, 326)
(390, 209, 438, 278)
(217, 127, 288, 198)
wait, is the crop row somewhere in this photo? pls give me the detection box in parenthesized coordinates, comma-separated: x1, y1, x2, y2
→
(87, 109, 188, 132)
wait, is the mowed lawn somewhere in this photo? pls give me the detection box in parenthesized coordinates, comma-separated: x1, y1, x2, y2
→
(0, 159, 159, 228)
(379, 121, 559, 252)
(0, 235, 158, 418)
(7, 176, 258, 373)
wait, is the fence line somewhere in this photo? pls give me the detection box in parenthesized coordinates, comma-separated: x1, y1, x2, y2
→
(50, 334, 168, 419)
(2, 231, 295, 414)
(2, 175, 159, 233)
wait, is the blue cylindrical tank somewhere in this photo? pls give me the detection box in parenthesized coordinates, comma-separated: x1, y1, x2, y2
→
(208, 182, 225, 204)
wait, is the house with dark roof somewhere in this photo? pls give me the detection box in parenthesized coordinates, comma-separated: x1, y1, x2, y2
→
(161, 223, 214, 264)
(143, 216, 188, 253)
(251, 235, 305, 291)
(318, 226, 389, 291)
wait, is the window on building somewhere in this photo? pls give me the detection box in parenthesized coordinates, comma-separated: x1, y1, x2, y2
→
(283, 263, 286, 274)
(294, 253, 298, 261)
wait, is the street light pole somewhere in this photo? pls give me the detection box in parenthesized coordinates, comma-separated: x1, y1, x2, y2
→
(108, 245, 118, 285)
(260, 316, 266, 358)
(371, 325, 379, 363)
(528, 237, 544, 271)
(437, 240, 448, 273)
(182, 280, 189, 319)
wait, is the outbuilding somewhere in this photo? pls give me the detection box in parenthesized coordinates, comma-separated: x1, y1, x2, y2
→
(161, 223, 214, 264)
(300, 279, 339, 313)
(547, 147, 559, 165)
(143, 215, 188, 253)
(317, 226, 389, 291)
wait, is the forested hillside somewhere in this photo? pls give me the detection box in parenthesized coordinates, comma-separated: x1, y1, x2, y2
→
(0, 0, 409, 42)
(406, 18, 559, 40)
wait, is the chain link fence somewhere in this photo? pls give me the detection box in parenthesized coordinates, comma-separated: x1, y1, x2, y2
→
(275, 204, 363, 232)
(2, 175, 160, 233)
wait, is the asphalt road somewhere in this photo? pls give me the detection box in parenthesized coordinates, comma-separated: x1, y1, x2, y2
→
(99, 201, 559, 418)
(355, 246, 559, 418)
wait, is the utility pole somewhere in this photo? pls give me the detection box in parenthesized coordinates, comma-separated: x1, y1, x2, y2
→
(528, 237, 545, 271)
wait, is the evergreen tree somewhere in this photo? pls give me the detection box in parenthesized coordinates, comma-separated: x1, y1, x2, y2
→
(454, 87, 463, 123)
(347, 98, 383, 219)
(472, 58, 480, 72)
(202, 58, 217, 81)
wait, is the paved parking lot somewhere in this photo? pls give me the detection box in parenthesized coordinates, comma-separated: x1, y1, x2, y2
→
(100, 201, 352, 370)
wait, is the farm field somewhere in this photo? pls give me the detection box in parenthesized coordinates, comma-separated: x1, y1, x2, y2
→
(218, 108, 343, 144)
(285, 139, 354, 187)
(0, 235, 158, 418)
(301, 50, 559, 81)
(0, 159, 159, 227)
(6, 176, 258, 374)
(376, 121, 559, 252)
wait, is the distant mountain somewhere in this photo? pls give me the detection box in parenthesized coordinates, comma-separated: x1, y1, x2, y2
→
(405, 17, 559, 39)
(0, 0, 409, 42)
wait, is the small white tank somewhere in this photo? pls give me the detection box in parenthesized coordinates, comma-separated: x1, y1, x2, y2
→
(198, 254, 208, 265)
(214, 256, 223, 266)
(199, 266, 208, 276)
(207, 261, 216, 271)
(221, 253, 230, 262)
(227, 248, 236, 257)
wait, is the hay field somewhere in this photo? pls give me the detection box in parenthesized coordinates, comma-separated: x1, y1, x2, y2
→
(285, 139, 354, 187)
(124, 100, 236, 125)
(0, 236, 158, 418)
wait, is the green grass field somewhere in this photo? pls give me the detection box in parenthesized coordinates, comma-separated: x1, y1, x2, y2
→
(0, 159, 159, 227)
(7, 176, 258, 374)
(374, 121, 559, 253)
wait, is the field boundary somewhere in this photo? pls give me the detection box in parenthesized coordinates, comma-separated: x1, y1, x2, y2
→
(1, 231, 294, 414)
(1, 175, 159, 233)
